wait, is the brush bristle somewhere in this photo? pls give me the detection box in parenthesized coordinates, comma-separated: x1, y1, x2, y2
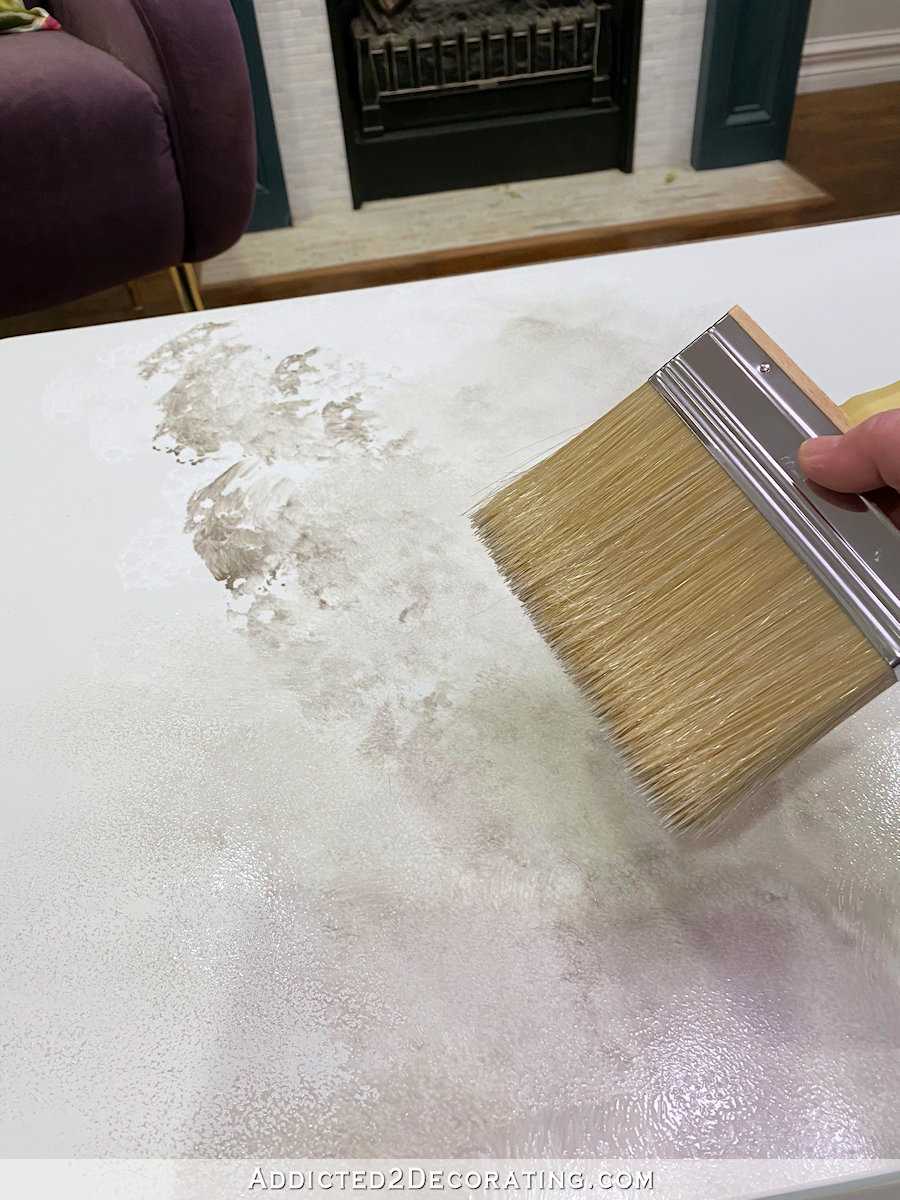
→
(473, 383, 893, 829)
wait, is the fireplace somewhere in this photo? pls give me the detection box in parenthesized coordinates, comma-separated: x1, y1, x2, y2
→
(326, 0, 644, 206)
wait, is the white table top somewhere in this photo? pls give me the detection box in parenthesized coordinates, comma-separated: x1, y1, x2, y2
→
(2, 217, 900, 1166)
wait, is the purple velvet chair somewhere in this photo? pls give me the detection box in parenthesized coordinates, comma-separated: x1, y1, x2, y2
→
(0, 0, 256, 319)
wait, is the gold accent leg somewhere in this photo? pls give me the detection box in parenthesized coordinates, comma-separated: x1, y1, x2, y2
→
(125, 280, 144, 313)
(169, 262, 205, 313)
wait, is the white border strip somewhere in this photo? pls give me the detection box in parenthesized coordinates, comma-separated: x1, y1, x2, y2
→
(1, 1160, 900, 1200)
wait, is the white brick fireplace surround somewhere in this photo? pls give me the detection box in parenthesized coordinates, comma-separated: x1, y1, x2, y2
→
(253, 0, 707, 220)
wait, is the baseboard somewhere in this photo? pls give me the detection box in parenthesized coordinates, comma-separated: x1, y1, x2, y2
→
(798, 28, 900, 93)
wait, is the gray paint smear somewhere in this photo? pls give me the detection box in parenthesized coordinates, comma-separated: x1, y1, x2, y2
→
(130, 323, 900, 1157)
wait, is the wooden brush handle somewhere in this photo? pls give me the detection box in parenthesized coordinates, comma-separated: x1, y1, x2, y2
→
(729, 306, 853, 432)
(842, 380, 900, 425)
(729, 306, 899, 430)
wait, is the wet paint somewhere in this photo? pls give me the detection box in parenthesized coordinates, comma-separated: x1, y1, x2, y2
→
(2, 229, 900, 1158)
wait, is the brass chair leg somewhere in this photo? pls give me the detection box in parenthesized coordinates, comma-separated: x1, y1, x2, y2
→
(125, 280, 144, 313)
(169, 262, 205, 313)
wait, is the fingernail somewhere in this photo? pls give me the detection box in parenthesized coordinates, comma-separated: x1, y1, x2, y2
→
(799, 435, 842, 463)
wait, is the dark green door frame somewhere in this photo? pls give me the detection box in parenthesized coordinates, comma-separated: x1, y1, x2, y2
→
(691, 0, 812, 170)
(230, 0, 292, 231)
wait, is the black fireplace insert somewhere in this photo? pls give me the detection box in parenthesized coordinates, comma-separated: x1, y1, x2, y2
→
(325, 0, 644, 206)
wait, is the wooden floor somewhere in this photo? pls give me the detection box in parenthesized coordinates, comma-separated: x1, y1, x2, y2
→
(3, 82, 899, 339)
(787, 81, 900, 222)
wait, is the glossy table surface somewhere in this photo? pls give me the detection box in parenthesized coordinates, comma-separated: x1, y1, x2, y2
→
(2, 218, 900, 1167)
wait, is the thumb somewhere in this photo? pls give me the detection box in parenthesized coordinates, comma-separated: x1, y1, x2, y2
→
(798, 409, 900, 494)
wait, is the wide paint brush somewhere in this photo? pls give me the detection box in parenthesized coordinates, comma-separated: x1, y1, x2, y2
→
(473, 307, 900, 829)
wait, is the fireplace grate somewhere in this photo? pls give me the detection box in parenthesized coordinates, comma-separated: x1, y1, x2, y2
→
(326, 0, 643, 206)
(353, 1, 613, 134)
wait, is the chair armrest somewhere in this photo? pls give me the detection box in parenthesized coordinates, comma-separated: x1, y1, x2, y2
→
(50, 0, 257, 261)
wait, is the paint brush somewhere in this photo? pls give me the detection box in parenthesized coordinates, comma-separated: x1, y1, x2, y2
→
(472, 307, 900, 829)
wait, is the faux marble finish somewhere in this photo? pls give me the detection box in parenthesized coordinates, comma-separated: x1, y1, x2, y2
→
(254, 0, 354, 218)
(633, 0, 706, 170)
(202, 162, 825, 285)
(2, 219, 900, 1160)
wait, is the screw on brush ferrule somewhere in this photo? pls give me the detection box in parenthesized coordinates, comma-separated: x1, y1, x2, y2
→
(649, 312, 900, 680)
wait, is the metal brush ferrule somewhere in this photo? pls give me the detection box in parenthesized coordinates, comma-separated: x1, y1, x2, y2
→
(649, 312, 900, 679)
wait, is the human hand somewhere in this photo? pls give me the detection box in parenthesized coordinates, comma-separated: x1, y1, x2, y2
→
(798, 409, 900, 526)
(799, 409, 900, 493)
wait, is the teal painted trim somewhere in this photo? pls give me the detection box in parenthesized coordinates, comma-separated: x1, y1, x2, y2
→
(230, 0, 292, 231)
(691, 0, 812, 171)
